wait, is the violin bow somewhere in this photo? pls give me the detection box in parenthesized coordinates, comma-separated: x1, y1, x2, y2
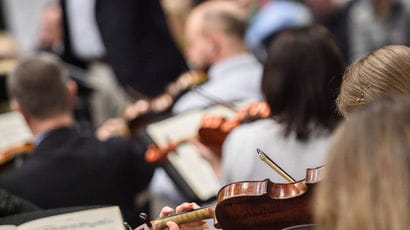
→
(257, 148, 296, 183)
(191, 87, 239, 112)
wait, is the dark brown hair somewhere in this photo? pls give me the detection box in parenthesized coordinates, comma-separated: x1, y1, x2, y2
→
(7, 53, 70, 119)
(262, 25, 345, 141)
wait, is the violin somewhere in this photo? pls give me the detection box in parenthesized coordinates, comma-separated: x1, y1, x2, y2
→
(214, 166, 324, 230)
(123, 70, 207, 135)
(136, 157, 324, 230)
(144, 138, 194, 164)
(198, 102, 271, 156)
(144, 102, 271, 164)
(0, 142, 34, 171)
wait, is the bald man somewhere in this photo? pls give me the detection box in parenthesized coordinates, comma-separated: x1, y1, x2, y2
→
(171, 0, 263, 113)
(149, 1, 263, 213)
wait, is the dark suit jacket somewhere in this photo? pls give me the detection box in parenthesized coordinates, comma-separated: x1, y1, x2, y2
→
(95, 0, 188, 97)
(0, 127, 154, 226)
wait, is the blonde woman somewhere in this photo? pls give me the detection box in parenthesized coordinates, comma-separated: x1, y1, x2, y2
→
(314, 95, 410, 230)
(337, 45, 410, 116)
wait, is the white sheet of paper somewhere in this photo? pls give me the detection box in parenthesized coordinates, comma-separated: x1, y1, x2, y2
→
(0, 112, 32, 152)
(18, 206, 125, 230)
(147, 103, 250, 201)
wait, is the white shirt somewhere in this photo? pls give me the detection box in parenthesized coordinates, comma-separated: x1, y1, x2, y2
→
(222, 119, 330, 185)
(66, 0, 106, 60)
(172, 53, 263, 114)
(150, 54, 263, 209)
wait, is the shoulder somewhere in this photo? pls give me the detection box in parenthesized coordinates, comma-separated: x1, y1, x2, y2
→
(227, 119, 282, 141)
(97, 136, 147, 159)
(223, 119, 282, 153)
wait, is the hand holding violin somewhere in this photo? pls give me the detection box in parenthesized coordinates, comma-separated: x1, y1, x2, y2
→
(96, 118, 129, 141)
(159, 203, 211, 230)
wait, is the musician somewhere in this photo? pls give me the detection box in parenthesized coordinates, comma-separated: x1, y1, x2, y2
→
(216, 25, 345, 184)
(314, 96, 410, 230)
(0, 53, 154, 226)
(171, 0, 263, 114)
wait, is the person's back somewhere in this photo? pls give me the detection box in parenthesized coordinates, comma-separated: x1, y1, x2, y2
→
(0, 128, 151, 225)
(222, 25, 345, 184)
(0, 53, 154, 225)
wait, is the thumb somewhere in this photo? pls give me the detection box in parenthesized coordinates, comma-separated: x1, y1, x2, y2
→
(166, 221, 180, 230)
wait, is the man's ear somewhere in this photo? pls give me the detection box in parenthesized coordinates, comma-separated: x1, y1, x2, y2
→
(66, 80, 78, 108)
(207, 32, 222, 61)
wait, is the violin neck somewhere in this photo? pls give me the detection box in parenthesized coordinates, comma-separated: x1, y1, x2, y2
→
(152, 206, 215, 230)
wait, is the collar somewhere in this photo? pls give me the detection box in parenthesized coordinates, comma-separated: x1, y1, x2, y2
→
(208, 53, 256, 81)
(34, 126, 75, 147)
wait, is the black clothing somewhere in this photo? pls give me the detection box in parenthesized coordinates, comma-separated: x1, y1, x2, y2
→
(95, 0, 188, 97)
(0, 127, 154, 226)
(0, 188, 39, 218)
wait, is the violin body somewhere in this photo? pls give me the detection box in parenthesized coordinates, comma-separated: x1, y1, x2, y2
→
(136, 166, 324, 230)
(198, 102, 271, 157)
(215, 179, 314, 230)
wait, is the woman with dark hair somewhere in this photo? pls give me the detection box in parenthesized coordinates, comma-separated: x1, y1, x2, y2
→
(220, 25, 345, 184)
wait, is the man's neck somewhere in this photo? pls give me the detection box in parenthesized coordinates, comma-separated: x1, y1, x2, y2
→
(213, 42, 249, 64)
(29, 114, 74, 138)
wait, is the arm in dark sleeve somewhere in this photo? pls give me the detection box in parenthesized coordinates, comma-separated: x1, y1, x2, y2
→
(0, 188, 39, 217)
(127, 138, 155, 192)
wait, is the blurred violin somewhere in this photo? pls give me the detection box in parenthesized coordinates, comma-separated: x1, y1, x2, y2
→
(0, 142, 34, 171)
(144, 138, 195, 164)
(137, 150, 324, 230)
(198, 102, 271, 156)
(144, 102, 271, 164)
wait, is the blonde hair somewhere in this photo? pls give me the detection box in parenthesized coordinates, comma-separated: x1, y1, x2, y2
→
(314, 96, 410, 230)
(337, 45, 410, 117)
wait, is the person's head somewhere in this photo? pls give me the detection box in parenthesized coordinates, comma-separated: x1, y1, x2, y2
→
(337, 45, 410, 117)
(184, 0, 248, 69)
(262, 25, 345, 141)
(314, 95, 410, 230)
(7, 53, 76, 121)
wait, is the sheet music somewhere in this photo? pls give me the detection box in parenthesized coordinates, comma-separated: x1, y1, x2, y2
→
(0, 112, 32, 152)
(147, 103, 250, 201)
(17, 206, 124, 230)
(0, 226, 17, 230)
